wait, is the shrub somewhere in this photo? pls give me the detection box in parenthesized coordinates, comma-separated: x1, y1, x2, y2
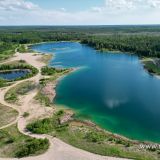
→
(23, 112, 30, 118)
(56, 110, 64, 116)
(27, 118, 53, 134)
(5, 137, 15, 144)
(15, 138, 49, 158)
(5, 93, 17, 102)
(84, 131, 106, 143)
(41, 66, 67, 76)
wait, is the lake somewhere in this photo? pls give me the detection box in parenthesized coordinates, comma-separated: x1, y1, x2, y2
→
(32, 42, 160, 143)
(0, 70, 29, 81)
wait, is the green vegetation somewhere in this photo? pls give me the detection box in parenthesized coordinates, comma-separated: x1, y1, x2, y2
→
(35, 78, 51, 106)
(84, 131, 106, 143)
(26, 111, 68, 135)
(5, 81, 36, 103)
(27, 118, 55, 134)
(27, 111, 159, 160)
(0, 78, 9, 88)
(0, 104, 18, 128)
(1, 25, 160, 58)
(35, 68, 71, 107)
(0, 42, 17, 61)
(15, 138, 49, 158)
(0, 125, 49, 158)
(1, 26, 160, 159)
(1, 26, 160, 75)
(41, 66, 69, 76)
(143, 59, 160, 75)
(23, 112, 30, 118)
(17, 44, 28, 53)
(0, 63, 38, 81)
(35, 92, 51, 107)
(35, 78, 52, 107)
(81, 35, 160, 57)
(0, 61, 38, 88)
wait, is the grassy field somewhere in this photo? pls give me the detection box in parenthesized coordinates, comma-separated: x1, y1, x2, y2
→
(5, 81, 36, 104)
(0, 125, 49, 158)
(27, 110, 159, 160)
(0, 104, 18, 128)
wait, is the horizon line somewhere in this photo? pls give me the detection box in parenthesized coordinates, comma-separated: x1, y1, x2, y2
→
(1, 24, 160, 27)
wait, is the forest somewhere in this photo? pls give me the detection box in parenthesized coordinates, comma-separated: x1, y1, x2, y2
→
(1, 25, 160, 59)
(81, 35, 160, 57)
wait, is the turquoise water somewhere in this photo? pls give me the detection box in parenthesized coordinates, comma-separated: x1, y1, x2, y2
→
(32, 42, 160, 143)
(0, 70, 29, 80)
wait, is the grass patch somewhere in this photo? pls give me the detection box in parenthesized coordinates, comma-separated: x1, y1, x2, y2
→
(41, 66, 70, 76)
(0, 79, 8, 88)
(35, 92, 51, 107)
(26, 111, 159, 160)
(0, 125, 49, 158)
(143, 60, 160, 75)
(0, 104, 18, 128)
(5, 81, 36, 103)
(17, 44, 28, 53)
(0, 42, 17, 62)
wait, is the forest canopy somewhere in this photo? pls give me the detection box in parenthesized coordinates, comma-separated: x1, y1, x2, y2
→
(1, 25, 160, 58)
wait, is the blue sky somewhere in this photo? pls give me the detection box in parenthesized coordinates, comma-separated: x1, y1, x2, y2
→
(0, 0, 160, 25)
(30, 0, 104, 11)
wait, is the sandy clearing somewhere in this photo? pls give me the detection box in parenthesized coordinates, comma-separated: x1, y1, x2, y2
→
(0, 52, 130, 160)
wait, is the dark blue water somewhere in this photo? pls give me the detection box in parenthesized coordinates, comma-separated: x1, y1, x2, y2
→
(32, 42, 160, 143)
(0, 70, 29, 80)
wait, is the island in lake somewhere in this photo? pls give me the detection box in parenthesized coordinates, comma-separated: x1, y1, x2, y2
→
(0, 26, 160, 160)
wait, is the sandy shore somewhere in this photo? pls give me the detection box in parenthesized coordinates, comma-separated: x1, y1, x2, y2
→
(0, 51, 129, 160)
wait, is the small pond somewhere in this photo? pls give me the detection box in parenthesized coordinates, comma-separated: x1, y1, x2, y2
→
(0, 70, 30, 81)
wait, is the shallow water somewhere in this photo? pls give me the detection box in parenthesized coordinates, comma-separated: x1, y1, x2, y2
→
(32, 42, 160, 143)
(0, 70, 29, 80)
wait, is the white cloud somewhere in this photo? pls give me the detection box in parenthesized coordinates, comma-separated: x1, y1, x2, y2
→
(0, 0, 38, 11)
(105, 0, 160, 10)
(0, 0, 160, 25)
(60, 8, 66, 12)
(147, 0, 160, 8)
(105, 98, 128, 109)
(105, 0, 134, 10)
(91, 7, 103, 13)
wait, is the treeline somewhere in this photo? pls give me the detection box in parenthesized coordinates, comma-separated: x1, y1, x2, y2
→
(0, 31, 84, 44)
(81, 35, 160, 57)
(1, 26, 160, 58)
